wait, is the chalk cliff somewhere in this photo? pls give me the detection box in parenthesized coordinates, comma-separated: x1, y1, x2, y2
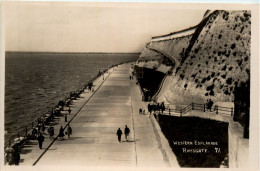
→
(136, 10, 251, 104)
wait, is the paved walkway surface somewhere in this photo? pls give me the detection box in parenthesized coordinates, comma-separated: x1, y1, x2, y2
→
(18, 63, 165, 167)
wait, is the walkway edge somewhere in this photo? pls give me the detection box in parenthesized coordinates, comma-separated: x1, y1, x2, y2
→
(32, 68, 114, 166)
(150, 114, 180, 167)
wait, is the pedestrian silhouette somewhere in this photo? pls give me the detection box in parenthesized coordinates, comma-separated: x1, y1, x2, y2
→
(14, 151, 20, 165)
(116, 128, 122, 142)
(65, 114, 67, 122)
(37, 133, 45, 149)
(67, 124, 72, 138)
(48, 125, 54, 140)
(68, 107, 71, 115)
(58, 126, 65, 140)
(124, 125, 130, 141)
(208, 99, 213, 111)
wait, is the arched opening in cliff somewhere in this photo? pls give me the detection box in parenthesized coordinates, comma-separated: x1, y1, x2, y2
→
(134, 66, 167, 101)
(135, 51, 175, 101)
(157, 115, 228, 168)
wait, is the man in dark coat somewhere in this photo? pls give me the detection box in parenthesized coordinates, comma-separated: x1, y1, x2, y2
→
(58, 126, 65, 140)
(208, 99, 213, 112)
(48, 126, 55, 140)
(116, 128, 122, 142)
(37, 133, 45, 149)
(124, 125, 130, 141)
(14, 151, 20, 165)
(161, 102, 165, 113)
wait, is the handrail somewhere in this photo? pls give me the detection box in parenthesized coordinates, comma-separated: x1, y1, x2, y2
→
(152, 74, 168, 100)
(218, 106, 232, 109)
(4, 61, 135, 164)
(165, 102, 234, 117)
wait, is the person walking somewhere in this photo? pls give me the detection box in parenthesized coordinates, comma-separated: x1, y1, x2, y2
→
(139, 108, 142, 114)
(41, 122, 45, 133)
(116, 128, 122, 142)
(67, 124, 72, 138)
(206, 99, 209, 111)
(68, 107, 71, 115)
(148, 104, 152, 118)
(124, 125, 130, 142)
(37, 133, 45, 149)
(142, 108, 145, 114)
(58, 126, 65, 140)
(32, 127, 38, 138)
(6, 150, 15, 165)
(161, 102, 165, 113)
(37, 123, 41, 134)
(208, 99, 213, 112)
(48, 125, 54, 140)
(14, 151, 20, 165)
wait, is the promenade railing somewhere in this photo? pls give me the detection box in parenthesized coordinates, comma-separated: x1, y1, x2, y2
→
(165, 102, 234, 117)
(4, 60, 136, 164)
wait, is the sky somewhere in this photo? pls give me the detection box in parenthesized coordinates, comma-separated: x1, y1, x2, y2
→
(4, 2, 206, 53)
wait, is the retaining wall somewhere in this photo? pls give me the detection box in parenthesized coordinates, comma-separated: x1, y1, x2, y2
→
(152, 108, 249, 168)
(229, 122, 249, 168)
(149, 114, 180, 167)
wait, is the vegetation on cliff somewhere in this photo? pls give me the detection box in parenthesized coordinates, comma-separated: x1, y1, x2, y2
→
(137, 10, 251, 104)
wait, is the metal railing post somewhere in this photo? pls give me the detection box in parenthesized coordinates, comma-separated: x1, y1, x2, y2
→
(231, 107, 233, 116)
(169, 108, 171, 115)
(192, 103, 194, 110)
(216, 105, 218, 114)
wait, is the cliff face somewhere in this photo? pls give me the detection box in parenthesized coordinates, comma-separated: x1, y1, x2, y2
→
(139, 46, 165, 62)
(137, 35, 192, 74)
(137, 10, 251, 104)
(148, 35, 192, 63)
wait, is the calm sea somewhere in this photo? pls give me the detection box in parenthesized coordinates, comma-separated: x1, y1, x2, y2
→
(5, 53, 139, 142)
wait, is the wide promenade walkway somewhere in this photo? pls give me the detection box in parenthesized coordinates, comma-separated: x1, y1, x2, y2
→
(18, 63, 166, 167)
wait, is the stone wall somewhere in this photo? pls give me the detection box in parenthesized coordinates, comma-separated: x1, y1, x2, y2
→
(229, 122, 249, 168)
(149, 114, 180, 167)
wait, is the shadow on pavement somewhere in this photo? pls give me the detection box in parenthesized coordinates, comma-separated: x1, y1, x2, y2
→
(20, 149, 32, 154)
(23, 145, 36, 148)
(64, 137, 83, 140)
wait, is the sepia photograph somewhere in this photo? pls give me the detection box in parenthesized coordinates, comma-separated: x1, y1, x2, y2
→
(0, 1, 259, 170)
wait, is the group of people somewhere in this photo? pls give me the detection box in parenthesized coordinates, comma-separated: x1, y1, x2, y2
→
(4, 146, 20, 165)
(116, 125, 130, 143)
(129, 75, 134, 80)
(138, 101, 166, 118)
(86, 82, 94, 92)
(139, 108, 146, 114)
(57, 125, 72, 140)
(147, 102, 166, 115)
(36, 124, 72, 150)
(5, 72, 94, 165)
